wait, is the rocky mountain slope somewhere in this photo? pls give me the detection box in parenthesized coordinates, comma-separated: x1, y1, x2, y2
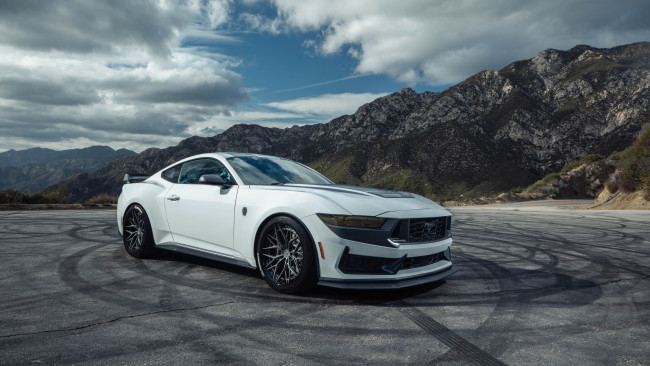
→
(0, 146, 135, 193)
(54, 42, 649, 202)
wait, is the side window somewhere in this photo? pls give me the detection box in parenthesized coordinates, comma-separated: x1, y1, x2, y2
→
(178, 158, 234, 185)
(161, 164, 182, 183)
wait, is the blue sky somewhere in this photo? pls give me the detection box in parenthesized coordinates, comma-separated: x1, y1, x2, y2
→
(0, 0, 648, 152)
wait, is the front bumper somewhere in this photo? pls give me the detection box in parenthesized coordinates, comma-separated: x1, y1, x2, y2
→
(302, 214, 456, 289)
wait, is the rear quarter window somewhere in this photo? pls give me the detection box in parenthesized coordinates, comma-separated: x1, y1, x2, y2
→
(161, 164, 182, 183)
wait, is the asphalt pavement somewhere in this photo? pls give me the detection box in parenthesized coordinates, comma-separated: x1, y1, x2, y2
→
(0, 207, 648, 365)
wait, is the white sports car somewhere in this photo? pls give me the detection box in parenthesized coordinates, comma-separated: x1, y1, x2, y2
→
(117, 152, 456, 293)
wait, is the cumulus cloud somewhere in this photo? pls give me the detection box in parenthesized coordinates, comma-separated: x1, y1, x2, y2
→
(0, 0, 249, 152)
(249, 0, 650, 85)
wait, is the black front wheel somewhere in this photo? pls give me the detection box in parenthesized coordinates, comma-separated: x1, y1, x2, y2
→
(123, 204, 158, 258)
(256, 216, 317, 294)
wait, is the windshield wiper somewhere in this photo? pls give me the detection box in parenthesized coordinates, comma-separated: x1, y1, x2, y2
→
(270, 182, 285, 185)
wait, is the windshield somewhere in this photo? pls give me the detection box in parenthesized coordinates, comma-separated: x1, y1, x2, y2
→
(227, 156, 333, 185)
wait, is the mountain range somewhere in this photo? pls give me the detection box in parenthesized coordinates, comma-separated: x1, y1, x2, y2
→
(0, 146, 136, 193)
(53, 42, 649, 202)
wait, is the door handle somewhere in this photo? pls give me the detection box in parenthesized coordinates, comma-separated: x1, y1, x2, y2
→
(166, 195, 180, 201)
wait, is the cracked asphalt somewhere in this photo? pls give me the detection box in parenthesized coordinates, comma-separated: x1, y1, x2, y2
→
(0, 207, 649, 365)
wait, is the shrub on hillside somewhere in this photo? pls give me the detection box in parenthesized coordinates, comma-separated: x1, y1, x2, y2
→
(614, 124, 650, 199)
(0, 189, 24, 204)
(561, 160, 582, 173)
(561, 154, 604, 173)
(605, 179, 618, 194)
(580, 154, 603, 163)
(643, 177, 650, 200)
(0, 187, 69, 204)
(525, 172, 561, 196)
(23, 187, 69, 204)
(83, 193, 118, 206)
(543, 173, 561, 183)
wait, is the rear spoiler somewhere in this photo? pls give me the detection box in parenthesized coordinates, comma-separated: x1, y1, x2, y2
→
(123, 174, 149, 184)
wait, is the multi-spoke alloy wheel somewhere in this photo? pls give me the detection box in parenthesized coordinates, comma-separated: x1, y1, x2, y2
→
(261, 224, 304, 285)
(257, 216, 317, 293)
(122, 204, 157, 258)
(124, 207, 145, 253)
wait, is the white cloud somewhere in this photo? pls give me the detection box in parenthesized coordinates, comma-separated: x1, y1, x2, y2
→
(205, 0, 233, 28)
(249, 0, 650, 85)
(265, 92, 388, 116)
(0, 0, 193, 57)
(0, 0, 248, 153)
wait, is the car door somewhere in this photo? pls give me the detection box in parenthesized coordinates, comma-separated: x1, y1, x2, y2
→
(164, 158, 238, 255)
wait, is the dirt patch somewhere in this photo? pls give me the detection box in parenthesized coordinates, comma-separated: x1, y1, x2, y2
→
(589, 189, 650, 210)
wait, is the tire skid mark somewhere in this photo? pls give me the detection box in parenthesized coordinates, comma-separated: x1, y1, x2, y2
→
(102, 224, 117, 237)
(57, 243, 163, 309)
(449, 209, 644, 359)
(67, 223, 117, 245)
(458, 231, 650, 277)
(397, 303, 507, 366)
(454, 237, 561, 273)
(0, 300, 237, 339)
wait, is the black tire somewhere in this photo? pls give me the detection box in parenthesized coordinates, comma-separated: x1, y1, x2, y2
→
(122, 204, 158, 259)
(256, 216, 318, 294)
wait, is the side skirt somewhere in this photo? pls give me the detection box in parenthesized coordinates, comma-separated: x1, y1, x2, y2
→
(155, 243, 257, 270)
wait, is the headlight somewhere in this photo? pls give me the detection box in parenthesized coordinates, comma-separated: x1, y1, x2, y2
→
(317, 214, 386, 229)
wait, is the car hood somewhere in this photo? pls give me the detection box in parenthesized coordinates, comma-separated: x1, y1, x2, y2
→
(251, 184, 449, 217)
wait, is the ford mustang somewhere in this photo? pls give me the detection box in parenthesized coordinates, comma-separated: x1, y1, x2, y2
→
(117, 152, 456, 293)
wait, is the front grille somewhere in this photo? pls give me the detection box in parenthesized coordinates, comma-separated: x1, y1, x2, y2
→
(407, 217, 449, 242)
(338, 248, 448, 274)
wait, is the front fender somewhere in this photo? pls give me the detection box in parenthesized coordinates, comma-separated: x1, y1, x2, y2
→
(232, 187, 350, 266)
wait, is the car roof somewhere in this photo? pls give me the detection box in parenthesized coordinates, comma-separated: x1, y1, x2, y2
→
(215, 152, 287, 159)
(172, 152, 289, 163)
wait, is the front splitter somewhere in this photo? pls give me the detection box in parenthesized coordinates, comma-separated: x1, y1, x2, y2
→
(317, 265, 458, 290)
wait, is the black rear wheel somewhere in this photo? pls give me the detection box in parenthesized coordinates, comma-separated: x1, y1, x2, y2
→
(123, 204, 158, 258)
(256, 216, 317, 294)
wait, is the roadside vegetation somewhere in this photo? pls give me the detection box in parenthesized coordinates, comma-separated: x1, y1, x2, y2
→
(525, 154, 606, 197)
(0, 187, 69, 204)
(606, 124, 650, 199)
(524, 173, 562, 197)
(524, 124, 650, 201)
(82, 193, 118, 207)
(0, 188, 118, 207)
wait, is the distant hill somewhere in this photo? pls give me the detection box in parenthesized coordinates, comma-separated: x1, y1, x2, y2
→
(0, 146, 136, 193)
(53, 42, 649, 202)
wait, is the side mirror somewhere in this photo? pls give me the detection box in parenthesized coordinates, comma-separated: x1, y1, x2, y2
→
(199, 174, 228, 186)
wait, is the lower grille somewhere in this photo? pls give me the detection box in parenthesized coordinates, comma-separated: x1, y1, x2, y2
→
(338, 248, 448, 275)
(401, 253, 444, 270)
(338, 251, 394, 274)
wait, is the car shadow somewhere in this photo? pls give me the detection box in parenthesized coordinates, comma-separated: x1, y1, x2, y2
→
(151, 248, 448, 304)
